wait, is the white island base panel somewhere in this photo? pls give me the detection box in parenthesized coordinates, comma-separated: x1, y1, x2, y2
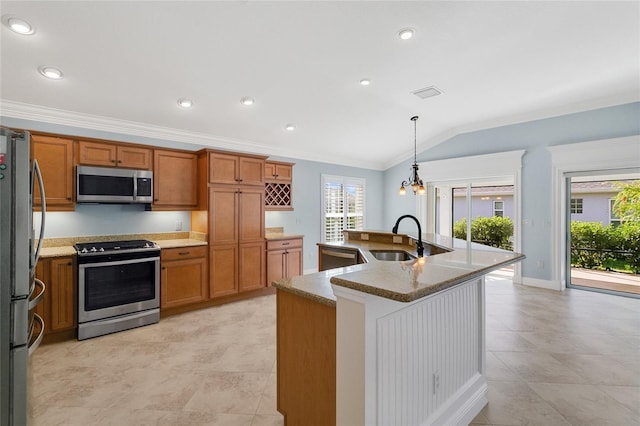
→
(332, 277, 487, 426)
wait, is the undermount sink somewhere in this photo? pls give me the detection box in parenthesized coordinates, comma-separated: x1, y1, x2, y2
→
(369, 250, 417, 261)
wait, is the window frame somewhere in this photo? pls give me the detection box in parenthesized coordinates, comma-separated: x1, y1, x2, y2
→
(492, 200, 504, 217)
(570, 198, 583, 214)
(609, 198, 620, 225)
(321, 174, 366, 243)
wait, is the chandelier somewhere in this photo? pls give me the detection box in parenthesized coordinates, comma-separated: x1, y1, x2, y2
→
(399, 115, 425, 195)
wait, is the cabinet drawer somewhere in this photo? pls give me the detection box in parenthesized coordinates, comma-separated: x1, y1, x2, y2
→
(266, 238, 302, 251)
(161, 246, 207, 261)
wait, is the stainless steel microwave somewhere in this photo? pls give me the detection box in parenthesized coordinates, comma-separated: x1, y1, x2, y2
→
(76, 166, 153, 204)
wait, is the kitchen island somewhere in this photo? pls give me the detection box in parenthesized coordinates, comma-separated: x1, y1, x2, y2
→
(273, 230, 524, 426)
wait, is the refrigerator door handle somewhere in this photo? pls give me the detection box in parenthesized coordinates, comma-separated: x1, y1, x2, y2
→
(32, 159, 46, 265)
(28, 279, 45, 311)
(28, 313, 44, 356)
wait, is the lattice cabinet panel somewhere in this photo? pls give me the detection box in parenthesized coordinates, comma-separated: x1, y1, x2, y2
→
(265, 182, 293, 210)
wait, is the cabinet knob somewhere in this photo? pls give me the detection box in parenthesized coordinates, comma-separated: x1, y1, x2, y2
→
(162, 266, 166, 270)
(154, 199, 159, 202)
(111, 159, 116, 163)
(117, 160, 122, 163)
(66, 197, 72, 200)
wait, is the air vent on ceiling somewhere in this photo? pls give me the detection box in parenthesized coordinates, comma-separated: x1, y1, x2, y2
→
(412, 86, 443, 99)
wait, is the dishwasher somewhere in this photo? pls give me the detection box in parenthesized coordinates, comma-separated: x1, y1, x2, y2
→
(318, 246, 362, 271)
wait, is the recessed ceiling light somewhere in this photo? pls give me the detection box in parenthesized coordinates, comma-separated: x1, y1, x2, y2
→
(397, 28, 415, 40)
(177, 98, 193, 108)
(38, 66, 63, 80)
(240, 97, 255, 106)
(284, 124, 296, 132)
(2, 15, 35, 35)
(360, 78, 371, 86)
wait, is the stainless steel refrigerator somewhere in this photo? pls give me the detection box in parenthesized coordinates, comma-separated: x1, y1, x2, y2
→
(0, 127, 46, 425)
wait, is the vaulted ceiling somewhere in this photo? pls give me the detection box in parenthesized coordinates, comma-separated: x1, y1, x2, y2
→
(1, 1, 638, 170)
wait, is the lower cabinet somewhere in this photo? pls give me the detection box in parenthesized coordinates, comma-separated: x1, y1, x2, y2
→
(34, 256, 76, 334)
(160, 246, 208, 309)
(210, 242, 266, 298)
(267, 238, 303, 286)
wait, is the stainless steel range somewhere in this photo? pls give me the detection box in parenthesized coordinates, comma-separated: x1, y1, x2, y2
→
(74, 239, 160, 340)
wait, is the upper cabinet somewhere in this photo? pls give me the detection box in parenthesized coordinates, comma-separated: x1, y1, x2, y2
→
(208, 151, 265, 186)
(265, 161, 294, 211)
(265, 161, 293, 183)
(153, 149, 198, 209)
(31, 134, 75, 211)
(78, 140, 152, 169)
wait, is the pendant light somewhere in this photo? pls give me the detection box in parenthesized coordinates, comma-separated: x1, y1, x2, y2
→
(399, 115, 425, 195)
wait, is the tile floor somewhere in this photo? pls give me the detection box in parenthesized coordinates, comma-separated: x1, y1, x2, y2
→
(31, 275, 639, 426)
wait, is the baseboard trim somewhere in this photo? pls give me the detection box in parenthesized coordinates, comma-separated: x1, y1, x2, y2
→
(522, 276, 562, 291)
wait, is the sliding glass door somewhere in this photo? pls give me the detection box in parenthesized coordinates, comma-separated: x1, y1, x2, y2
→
(566, 170, 640, 297)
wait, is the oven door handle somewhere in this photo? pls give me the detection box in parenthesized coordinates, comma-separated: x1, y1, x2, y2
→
(78, 256, 160, 269)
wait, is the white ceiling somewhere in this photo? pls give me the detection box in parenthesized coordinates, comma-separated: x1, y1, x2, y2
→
(1, 1, 638, 170)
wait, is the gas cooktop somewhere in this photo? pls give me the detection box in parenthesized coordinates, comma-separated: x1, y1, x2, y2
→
(74, 239, 158, 254)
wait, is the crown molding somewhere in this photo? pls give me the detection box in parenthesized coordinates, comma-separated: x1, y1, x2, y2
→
(0, 100, 381, 170)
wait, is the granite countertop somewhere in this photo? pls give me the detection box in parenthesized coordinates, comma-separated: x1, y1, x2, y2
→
(264, 227, 304, 241)
(272, 231, 525, 304)
(37, 232, 207, 258)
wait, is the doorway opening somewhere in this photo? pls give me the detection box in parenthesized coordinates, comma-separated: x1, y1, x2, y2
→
(566, 171, 640, 297)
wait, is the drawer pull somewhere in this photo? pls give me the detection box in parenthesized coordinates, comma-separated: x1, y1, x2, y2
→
(178, 251, 190, 255)
(282, 242, 290, 246)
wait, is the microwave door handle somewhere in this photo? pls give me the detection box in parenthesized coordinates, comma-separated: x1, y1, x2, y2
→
(133, 172, 137, 202)
(32, 159, 46, 265)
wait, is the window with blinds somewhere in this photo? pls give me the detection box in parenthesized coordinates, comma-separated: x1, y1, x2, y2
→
(322, 175, 365, 243)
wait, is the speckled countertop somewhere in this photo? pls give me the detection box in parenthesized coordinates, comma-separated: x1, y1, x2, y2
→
(38, 231, 207, 258)
(265, 227, 304, 241)
(272, 231, 525, 305)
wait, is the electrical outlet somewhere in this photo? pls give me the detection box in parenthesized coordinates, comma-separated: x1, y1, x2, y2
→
(175, 220, 182, 231)
(393, 236, 403, 244)
(537, 260, 544, 269)
(433, 371, 440, 394)
(361, 233, 369, 240)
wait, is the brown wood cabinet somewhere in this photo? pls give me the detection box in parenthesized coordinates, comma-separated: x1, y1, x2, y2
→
(265, 161, 293, 183)
(208, 185, 266, 298)
(78, 140, 152, 169)
(31, 134, 75, 211)
(267, 238, 303, 286)
(208, 151, 265, 186)
(153, 149, 198, 209)
(160, 246, 208, 309)
(277, 289, 336, 425)
(34, 256, 76, 335)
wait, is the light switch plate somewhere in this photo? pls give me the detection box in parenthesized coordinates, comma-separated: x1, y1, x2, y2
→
(393, 236, 403, 244)
(361, 233, 369, 240)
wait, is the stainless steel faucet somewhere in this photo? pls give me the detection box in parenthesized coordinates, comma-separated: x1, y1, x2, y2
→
(392, 214, 424, 257)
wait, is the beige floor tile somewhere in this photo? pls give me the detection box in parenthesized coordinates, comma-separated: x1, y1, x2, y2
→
(485, 351, 520, 382)
(494, 352, 587, 384)
(598, 385, 640, 416)
(250, 414, 285, 426)
(482, 381, 571, 426)
(486, 330, 538, 352)
(551, 353, 640, 386)
(183, 371, 270, 415)
(256, 373, 278, 415)
(528, 382, 638, 426)
(32, 406, 105, 426)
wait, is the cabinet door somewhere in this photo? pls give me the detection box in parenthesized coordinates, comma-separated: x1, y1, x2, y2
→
(285, 247, 303, 279)
(78, 140, 117, 166)
(210, 244, 238, 298)
(209, 187, 238, 244)
(267, 250, 285, 286)
(49, 257, 75, 331)
(33, 260, 51, 333)
(153, 150, 198, 208)
(274, 163, 293, 182)
(238, 188, 264, 242)
(31, 135, 74, 210)
(239, 242, 265, 292)
(117, 145, 151, 169)
(209, 152, 239, 184)
(265, 162, 277, 180)
(161, 257, 208, 308)
(238, 156, 265, 186)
